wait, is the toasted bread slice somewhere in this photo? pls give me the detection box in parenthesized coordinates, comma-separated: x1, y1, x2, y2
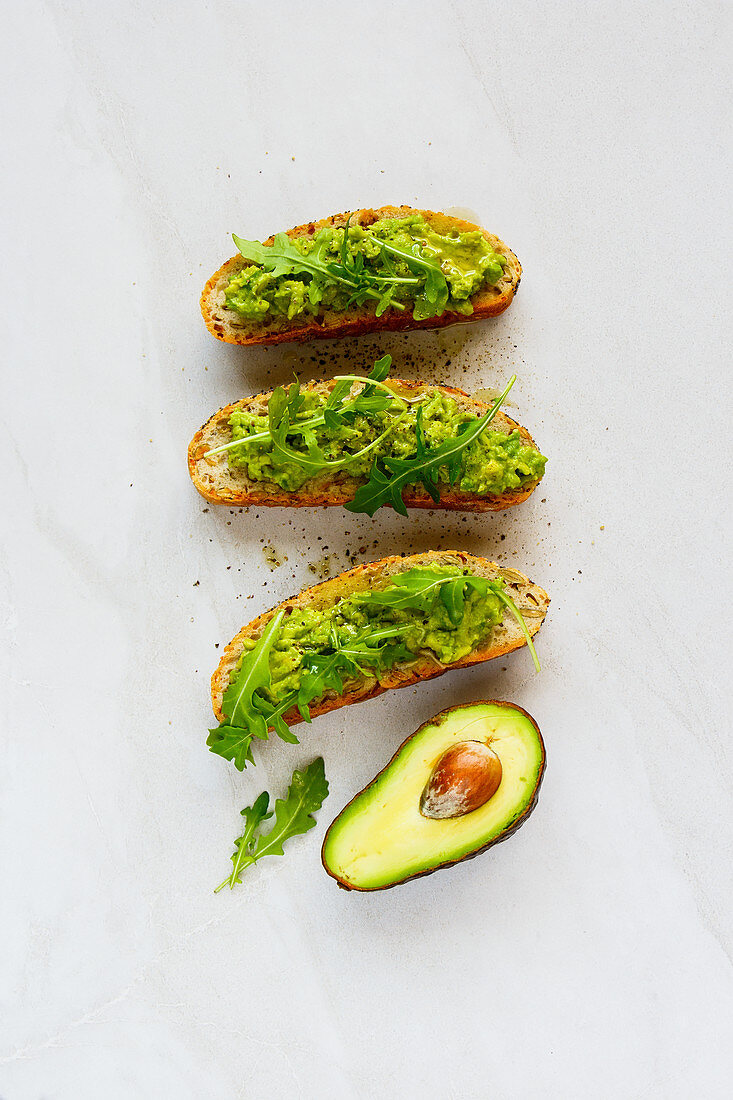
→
(189, 378, 542, 513)
(201, 206, 521, 347)
(212, 551, 549, 727)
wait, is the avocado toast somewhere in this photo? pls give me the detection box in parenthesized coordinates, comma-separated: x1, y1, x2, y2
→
(189, 364, 545, 514)
(201, 206, 521, 346)
(208, 551, 549, 771)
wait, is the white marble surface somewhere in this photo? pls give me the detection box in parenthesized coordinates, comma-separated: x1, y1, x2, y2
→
(2, 2, 732, 1097)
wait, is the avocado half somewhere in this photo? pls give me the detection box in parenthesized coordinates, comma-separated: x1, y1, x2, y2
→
(322, 701, 545, 891)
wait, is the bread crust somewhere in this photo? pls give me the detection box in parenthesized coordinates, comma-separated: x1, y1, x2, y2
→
(200, 206, 521, 347)
(188, 378, 543, 513)
(211, 551, 549, 726)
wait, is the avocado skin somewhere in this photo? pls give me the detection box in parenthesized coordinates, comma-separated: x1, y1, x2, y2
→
(322, 700, 546, 891)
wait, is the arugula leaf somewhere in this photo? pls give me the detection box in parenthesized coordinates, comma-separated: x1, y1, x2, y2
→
(249, 757, 329, 860)
(493, 588, 542, 672)
(265, 375, 398, 476)
(269, 384, 333, 474)
(359, 569, 491, 626)
(204, 355, 424, 463)
(215, 759, 329, 891)
(370, 237, 449, 319)
(320, 356, 394, 430)
(367, 353, 392, 385)
(207, 610, 291, 770)
(206, 565, 541, 775)
(233, 231, 338, 283)
(358, 569, 542, 667)
(234, 221, 468, 319)
(346, 375, 516, 516)
(295, 625, 410, 721)
(221, 610, 284, 735)
(208, 613, 410, 770)
(206, 723, 257, 771)
(267, 389, 406, 478)
(414, 405, 440, 503)
(214, 791, 272, 892)
(233, 228, 406, 313)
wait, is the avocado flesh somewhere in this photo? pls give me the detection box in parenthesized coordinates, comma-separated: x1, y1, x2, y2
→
(322, 702, 545, 891)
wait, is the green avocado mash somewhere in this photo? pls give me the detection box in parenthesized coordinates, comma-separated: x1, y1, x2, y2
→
(238, 565, 506, 709)
(227, 387, 546, 498)
(224, 214, 507, 323)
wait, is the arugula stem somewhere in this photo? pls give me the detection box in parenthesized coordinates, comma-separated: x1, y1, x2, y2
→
(366, 275, 422, 286)
(204, 428, 283, 458)
(330, 415, 407, 468)
(332, 375, 426, 405)
(205, 375, 418, 460)
(370, 236, 438, 272)
(214, 857, 255, 893)
(405, 372, 516, 472)
(281, 249, 392, 307)
(205, 413, 329, 457)
(494, 590, 541, 672)
(357, 575, 455, 607)
(271, 412, 408, 475)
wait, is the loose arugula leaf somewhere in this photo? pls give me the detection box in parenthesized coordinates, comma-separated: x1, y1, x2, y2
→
(249, 757, 329, 861)
(215, 759, 329, 891)
(346, 375, 516, 516)
(214, 791, 272, 892)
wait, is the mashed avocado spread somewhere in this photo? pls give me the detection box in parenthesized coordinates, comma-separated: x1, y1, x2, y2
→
(227, 387, 546, 498)
(224, 214, 507, 323)
(237, 565, 506, 709)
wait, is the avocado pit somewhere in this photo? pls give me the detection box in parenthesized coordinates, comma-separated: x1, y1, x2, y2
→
(420, 740, 503, 819)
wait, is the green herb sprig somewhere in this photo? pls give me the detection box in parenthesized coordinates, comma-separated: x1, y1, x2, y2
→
(215, 758, 329, 891)
(233, 218, 450, 319)
(207, 621, 411, 771)
(204, 354, 409, 461)
(358, 568, 541, 671)
(345, 374, 516, 516)
(357, 568, 493, 625)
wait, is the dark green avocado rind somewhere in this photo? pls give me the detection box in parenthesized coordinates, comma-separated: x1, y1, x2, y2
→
(321, 700, 546, 892)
